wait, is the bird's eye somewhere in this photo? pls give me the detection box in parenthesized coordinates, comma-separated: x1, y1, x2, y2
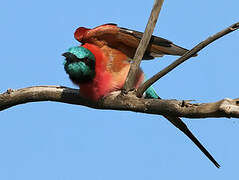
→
(81, 58, 94, 67)
(80, 57, 94, 68)
(82, 58, 89, 64)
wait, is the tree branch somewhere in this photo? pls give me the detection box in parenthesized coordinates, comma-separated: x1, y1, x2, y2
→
(1, 86, 239, 119)
(123, 0, 164, 92)
(136, 22, 239, 97)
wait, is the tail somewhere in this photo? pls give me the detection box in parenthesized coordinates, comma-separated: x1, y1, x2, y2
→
(144, 86, 220, 168)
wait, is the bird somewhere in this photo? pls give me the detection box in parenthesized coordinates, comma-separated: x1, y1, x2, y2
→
(62, 23, 220, 168)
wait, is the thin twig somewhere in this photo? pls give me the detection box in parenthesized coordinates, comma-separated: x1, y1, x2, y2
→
(136, 22, 239, 97)
(123, 0, 164, 92)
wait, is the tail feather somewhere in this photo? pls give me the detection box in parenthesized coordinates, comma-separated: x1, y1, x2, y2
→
(144, 86, 220, 168)
(164, 115, 220, 168)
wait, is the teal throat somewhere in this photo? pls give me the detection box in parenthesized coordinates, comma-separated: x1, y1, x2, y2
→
(63, 46, 96, 83)
(64, 61, 95, 79)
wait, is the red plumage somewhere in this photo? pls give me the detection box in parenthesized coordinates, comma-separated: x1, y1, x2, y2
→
(74, 23, 191, 59)
(73, 23, 190, 100)
(78, 43, 144, 101)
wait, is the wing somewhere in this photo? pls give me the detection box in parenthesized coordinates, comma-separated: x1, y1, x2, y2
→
(74, 23, 192, 60)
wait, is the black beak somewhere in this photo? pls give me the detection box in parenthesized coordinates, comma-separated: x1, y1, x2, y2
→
(62, 52, 79, 62)
(62, 52, 73, 58)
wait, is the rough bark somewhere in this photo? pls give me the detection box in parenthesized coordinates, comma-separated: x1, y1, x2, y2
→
(136, 22, 239, 97)
(1, 86, 239, 119)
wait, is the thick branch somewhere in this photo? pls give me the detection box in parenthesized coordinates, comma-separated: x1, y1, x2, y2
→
(0, 86, 98, 110)
(136, 22, 239, 97)
(1, 86, 239, 119)
(123, 0, 164, 92)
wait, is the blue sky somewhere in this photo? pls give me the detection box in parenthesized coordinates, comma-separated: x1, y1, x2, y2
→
(1, 0, 239, 179)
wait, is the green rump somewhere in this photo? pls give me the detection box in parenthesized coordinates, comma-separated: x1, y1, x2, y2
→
(145, 86, 159, 99)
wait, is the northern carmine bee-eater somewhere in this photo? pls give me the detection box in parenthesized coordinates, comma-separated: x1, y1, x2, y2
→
(62, 23, 220, 168)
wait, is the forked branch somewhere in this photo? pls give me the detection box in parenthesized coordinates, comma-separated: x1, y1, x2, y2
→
(123, 0, 164, 92)
(136, 22, 239, 97)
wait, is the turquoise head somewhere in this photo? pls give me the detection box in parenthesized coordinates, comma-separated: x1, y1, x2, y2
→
(62, 46, 96, 83)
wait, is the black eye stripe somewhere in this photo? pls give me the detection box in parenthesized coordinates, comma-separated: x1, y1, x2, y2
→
(80, 58, 95, 68)
(64, 54, 94, 68)
(82, 58, 88, 63)
(79, 58, 89, 65)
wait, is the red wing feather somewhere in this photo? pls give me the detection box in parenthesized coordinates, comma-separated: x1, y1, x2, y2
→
(74, 24, 192, 59)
